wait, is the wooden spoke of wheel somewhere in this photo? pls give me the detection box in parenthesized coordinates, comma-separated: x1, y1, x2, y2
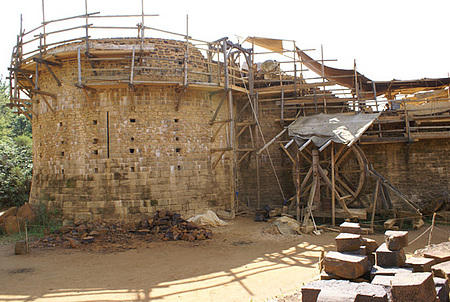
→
(294, 144, 367, 208)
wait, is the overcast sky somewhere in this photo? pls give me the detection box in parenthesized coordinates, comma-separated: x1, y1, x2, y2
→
(2, 0, 450, 81)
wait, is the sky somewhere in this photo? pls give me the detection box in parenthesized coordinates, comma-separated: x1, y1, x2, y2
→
(1, 0, 450, 82)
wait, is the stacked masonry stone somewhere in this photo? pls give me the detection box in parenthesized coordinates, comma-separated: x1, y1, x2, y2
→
(29, 38, 234, 221)
(302, 224, 449, 301)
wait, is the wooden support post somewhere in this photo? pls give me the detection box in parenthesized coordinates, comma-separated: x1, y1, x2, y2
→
(130, 46, 135, 85)
(84, 0, 89, 54)
(77, 47, 82, 87)
(354, 59, 359, 111)
(371, 179, 380, 232)
(184, 14, 189, 87)
(372, 81, 378, 111)
(34, 62, 39, 90)
(296, 151, 301, 221)
(331, 142, 336, 226)
(223, 38, 236, 214)
(41, 0, 46, 49)
(293, 41, 298, 97)
(320, 45, 327, 113)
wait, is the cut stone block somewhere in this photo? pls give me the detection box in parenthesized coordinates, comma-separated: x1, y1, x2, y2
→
(405, 256, 435, 272)
(353, 282, 388, 302)
(336, 233, 362, 252)
(362, 238, 379, 254)
(391, 272, 436, 302)
(324, 251, 370, 279)
(424, 250, 450, 265)
(301, 280, 387, 302)
(432, 260, 450, 279)
(319, 270, 342, 280)
(340, 222, 362, 234)
(375, 243, 406, 267)
(371, 275, 394, 287)
(370, 266, 412, 278)
(434, 277, 449, 302)
(384, 230, 408, 251)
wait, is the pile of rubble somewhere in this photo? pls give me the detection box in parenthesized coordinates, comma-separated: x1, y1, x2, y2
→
(31, 210, 212, 250)
(302, 222, 449, 302)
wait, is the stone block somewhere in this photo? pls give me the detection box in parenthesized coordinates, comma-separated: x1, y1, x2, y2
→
(405, 256, 435, 272)
(434, 277, 449, 302)
(362, 238, 379, 254)
(336, 233, 363, 252)
(301, 280, 387, 302)
(375, 243, 406, 267)
(384, 230, 408, 251)
(370, 266, 413, 278)
(432, 260, 450, 279)
(340, 222, 362, 234)
(324, 251, 370, 279)
(391, 272, 436, 302)
(371, 275, 394, 287)
(424, 250, 450, 265)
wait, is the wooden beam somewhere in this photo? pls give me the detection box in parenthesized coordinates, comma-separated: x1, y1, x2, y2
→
(212, 150, 226, 169)
(256, 128, 287, 155)
(43, 63, 62, 86)
(40, 96, 55, 112)
(31, 89, 56, 99)
(32, 57, 62, 67)
(209, 93, 226, 125)
(211, 122, 226, 143)
(279, 142, 295, 164)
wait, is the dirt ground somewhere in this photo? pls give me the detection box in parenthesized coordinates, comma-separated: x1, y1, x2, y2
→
(1, 217, 449, 302)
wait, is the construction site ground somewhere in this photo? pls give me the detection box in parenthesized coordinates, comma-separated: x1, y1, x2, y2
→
(1, 216, 449, 302)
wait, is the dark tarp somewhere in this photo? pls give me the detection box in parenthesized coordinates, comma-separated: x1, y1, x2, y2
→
(288, 112, 381, 147)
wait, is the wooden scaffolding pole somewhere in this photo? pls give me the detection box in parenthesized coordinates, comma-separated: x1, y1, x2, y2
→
(331, 142, 336, 226)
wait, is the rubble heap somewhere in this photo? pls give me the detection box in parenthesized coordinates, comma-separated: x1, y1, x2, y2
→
(302, 222, 449, 302)
(31, 210, 212, 251)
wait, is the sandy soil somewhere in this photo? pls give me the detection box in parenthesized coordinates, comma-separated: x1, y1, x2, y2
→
(0, 217, 449, 302)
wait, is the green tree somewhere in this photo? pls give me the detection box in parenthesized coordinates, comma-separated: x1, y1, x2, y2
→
(0, 80, 33, 208)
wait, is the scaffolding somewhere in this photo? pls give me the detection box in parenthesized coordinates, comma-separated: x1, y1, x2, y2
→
(7, 1, 450, 225)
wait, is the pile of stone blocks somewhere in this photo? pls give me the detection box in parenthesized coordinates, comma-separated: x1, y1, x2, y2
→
(321, 222, 377, 281)
(368, 230, 448, 302)
(301, 223, 450, 301)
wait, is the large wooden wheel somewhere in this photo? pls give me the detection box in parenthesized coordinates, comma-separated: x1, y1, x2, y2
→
(295, 144, 367, 211)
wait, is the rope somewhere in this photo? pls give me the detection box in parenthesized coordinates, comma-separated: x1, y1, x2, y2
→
(409, 225, 432, 245)
(238, 69, 286, 201)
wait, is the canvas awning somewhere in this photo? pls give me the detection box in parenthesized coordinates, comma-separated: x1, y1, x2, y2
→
(295, 46, 450, 96)
(288, 112, 381, 147)
(244, 37, 283, 54)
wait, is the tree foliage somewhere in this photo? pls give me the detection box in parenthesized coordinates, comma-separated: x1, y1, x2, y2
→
(0, 81, 33, 208)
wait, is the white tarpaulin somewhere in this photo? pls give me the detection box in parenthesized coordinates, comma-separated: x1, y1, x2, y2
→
(288, 112, 381, 147)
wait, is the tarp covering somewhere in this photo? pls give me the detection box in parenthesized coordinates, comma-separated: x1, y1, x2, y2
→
(288, 112, 381, 147)
(245, 37, 284, 54)
(295, 47, 450, 96)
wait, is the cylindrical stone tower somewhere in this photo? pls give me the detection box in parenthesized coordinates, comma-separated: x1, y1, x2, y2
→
(28, 38, 233, 221)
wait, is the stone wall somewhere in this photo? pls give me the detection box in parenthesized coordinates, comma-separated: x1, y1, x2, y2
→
(29, 38, 233, 221)
(361, 139, 450, 208)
